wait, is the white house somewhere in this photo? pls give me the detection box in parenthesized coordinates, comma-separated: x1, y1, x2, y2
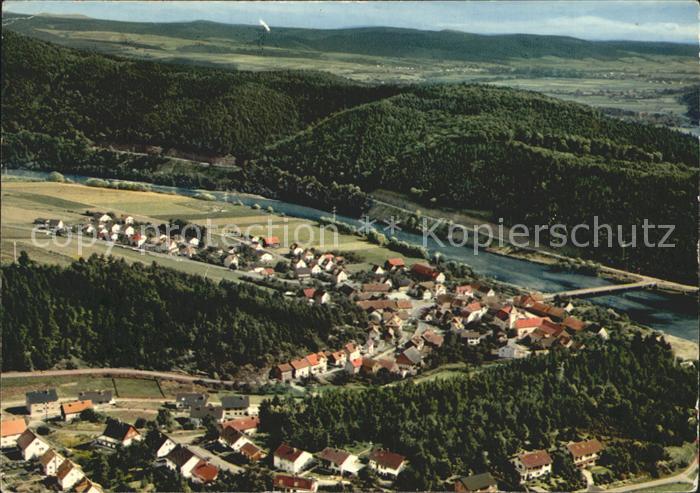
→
(273, 443, 314, 474)
(163, 445, 201, 478)
(17, 430, 50, 460)
(155, 434, 177, 458)
(122, 225, 135, 237)
(1, 418, 27, 448)
(57, 460, 85, 490)
(331, 269, 349, 285)
(368, 449, 407, 478)
(513, 450, 552, 482)
(498, 341, 530, 359)
(317, 447, 360, 476)
(290, 359, 311, 379)
(73, 478, 103, 493)
(40, 449, 65, 476)
(96, 420, 142, 449)
(218, 427, 252, 452)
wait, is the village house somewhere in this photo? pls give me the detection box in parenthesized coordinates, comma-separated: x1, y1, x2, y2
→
(344, 342, 361, 360)
(498, 341, 530, 359)
(240, 442, 266, 462)
(222, 416, 260, 435)
(263, 236, 280, 248)
(96, 420, 142, 449)
(410, 263, 446, 283)
(57, 459, 85, 490)
(314, 289, 331, 305)
(513, 450, 553, 482)
(273, 443, 314, 474)
(290, 244, 305, 257)
(363, 283, 391, 294)
(40, 449, 65, 476)
(317, 447, 360, 476)
(345, 357, 363, 375)
(154, 434, 177, 458)
(385, 258, 406, 271)
(368, 449, 407, 478)
(26, 389, 61, 419)
(396, 346, 423, 370)
(61, 400, 93, 422)
(78, 390, 115, 406)
(290, 358, 311, 379)
(493, 305, 515, 329)
(17, 430, 50, 461)
(191, 461, 219, 484)
(513, 317, 547, 339)
(1, 418, 27, 448)
(74, 478, 104, 493)
(455, 284, 475, 298)
(460, 330, 482, 346)
(221, 395, 251, 418)
(330, 268, 349, 284)
(291, 258, 308, 270)
(273, 474, 318, 493)
(462, 302, 487, 324)
(422, 330, 444, 348)
(454, 472, 498, 493)
(567, 439, 603, 468)
(190, 404, 225, 423)
(218, 427, 252, 452)
(329, 351, 347, 367)
(306, 353, 328, 374)
(163, 445, 202, 478)
(224, 254, 240, 269)
(175, 393, 208, 409)
(274, 363, 294, 382)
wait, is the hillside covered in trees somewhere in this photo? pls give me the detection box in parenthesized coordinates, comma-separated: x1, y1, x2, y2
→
(260, 334, 697, 490)
(1, 254, 364, 375)
(2, 32, 697, 281)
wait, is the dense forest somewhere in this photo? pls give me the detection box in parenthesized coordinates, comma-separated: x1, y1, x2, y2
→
(0, 254, 365, 374)
(2, 32, 697, 280)
(260, 334, 696, 490)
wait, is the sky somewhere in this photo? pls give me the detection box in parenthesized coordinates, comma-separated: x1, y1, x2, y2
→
(3, 1, 698, 43)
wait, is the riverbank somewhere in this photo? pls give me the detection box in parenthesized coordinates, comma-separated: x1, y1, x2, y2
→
(665, 334, 699, 361)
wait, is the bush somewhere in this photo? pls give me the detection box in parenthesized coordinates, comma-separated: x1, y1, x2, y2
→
(47, 171, 65, 182)
(36, 425, 50, 435)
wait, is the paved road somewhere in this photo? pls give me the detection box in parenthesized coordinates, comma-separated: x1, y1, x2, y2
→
(1, 367, 239, 386)
(593, 458, 697, 493)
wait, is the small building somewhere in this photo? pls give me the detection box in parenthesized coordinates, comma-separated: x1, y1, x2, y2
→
(567, 439, 603, 468)
(163, 445, 201, 478)
(222, 416, 260, 435)
(154, 433, 177, 458)
(1, 418, 27, 448)
(239, 441, 266, 462)
(274, 363, 294, 382)
(513, 450, 552, 482)
(273, 474, 318, 493)
(454, 472, 498, 493)
(317, 447, 359, 476)
(174, 395, 210, 414)
(73, 478, 103, 493)
(410, 263, 445, 283)
(329, 350, 347, 367)
(368, 449, 407, 478)
(344, 357, 362, 375)
(26, 389, 60, 419)
(290, 358, 311, 379)
(263, 236, 281, 248)
(190, 404, 225, 423)
(385, 258, 406, 271)
(218, 427, 251, 452)
(40, 449, 65, 476)
(96, 420, 142, 449)
(191, 461, 219, 484)
(57, 459, 85, 490)
(61, 400, 93, 422)
(78, 390, 114, 406)
(17, 430, 50, 461)
(306, 353, 327, 375)
(498, 341, 529, 359)
(221, 395, 251, 418)
(396, 346, 422, 369)
(344, 342, 361, 361)
(273, 443, 313, 474)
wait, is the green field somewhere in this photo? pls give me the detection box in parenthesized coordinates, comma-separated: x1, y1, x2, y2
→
(1, 179, 422, 276)
(0, 375, 116, 403)
(112, 378, 164, 399)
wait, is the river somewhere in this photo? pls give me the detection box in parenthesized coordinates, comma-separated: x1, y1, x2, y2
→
(6, 170, 698, 341)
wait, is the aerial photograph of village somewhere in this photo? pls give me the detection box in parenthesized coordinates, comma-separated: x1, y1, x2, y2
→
(0, 1, 697, 492)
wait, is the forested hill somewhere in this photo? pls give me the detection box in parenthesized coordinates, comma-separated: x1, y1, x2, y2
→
(2, 32, 697, 281)
(0, 31, 399, 159)
(4, 12, 695, 61)
(263, 87, 698, 280)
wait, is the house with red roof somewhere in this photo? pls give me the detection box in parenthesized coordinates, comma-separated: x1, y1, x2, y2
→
(317, 447, 360, 476)
(306, 353, 327, 374)
(344, 357, 362, 375)
(567, 439, 603, 468)
(513, 317, 547, 339)
(191, 461, 219, 484)
(512, 450, 552, 482)
(61, 400, 93, 422)
(1, 418, 27, 448)
(273, 474, 318, 492)
(385, 258, 406, 271)
(222, 416, 260, 435)
(273, 443, 313, 474)
(461, 301, 487, 324)
(240, 441, 266, 462)
(290, 359, 311, 379)
(274, 363, 294, 382)
(368, 449, 407, 478)
(262, 236, 280, 248)
(410, 264, 445, 283)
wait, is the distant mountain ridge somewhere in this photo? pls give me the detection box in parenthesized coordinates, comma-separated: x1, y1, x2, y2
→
(3, 11, 695, 61)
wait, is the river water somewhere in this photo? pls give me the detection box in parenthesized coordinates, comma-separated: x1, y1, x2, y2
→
(7, 170, 698, 341)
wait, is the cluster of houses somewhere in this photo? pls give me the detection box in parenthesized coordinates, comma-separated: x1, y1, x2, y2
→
(269, 443, 407, 492)
(1, 416, 103, 492)
(512, 439, 604, 483)
(288, 245, 349, 285)
(25, 389, 114, 421)
(273, 341, 371, 382)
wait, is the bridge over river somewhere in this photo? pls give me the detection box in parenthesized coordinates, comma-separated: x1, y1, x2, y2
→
(543, 281, 658, 301)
